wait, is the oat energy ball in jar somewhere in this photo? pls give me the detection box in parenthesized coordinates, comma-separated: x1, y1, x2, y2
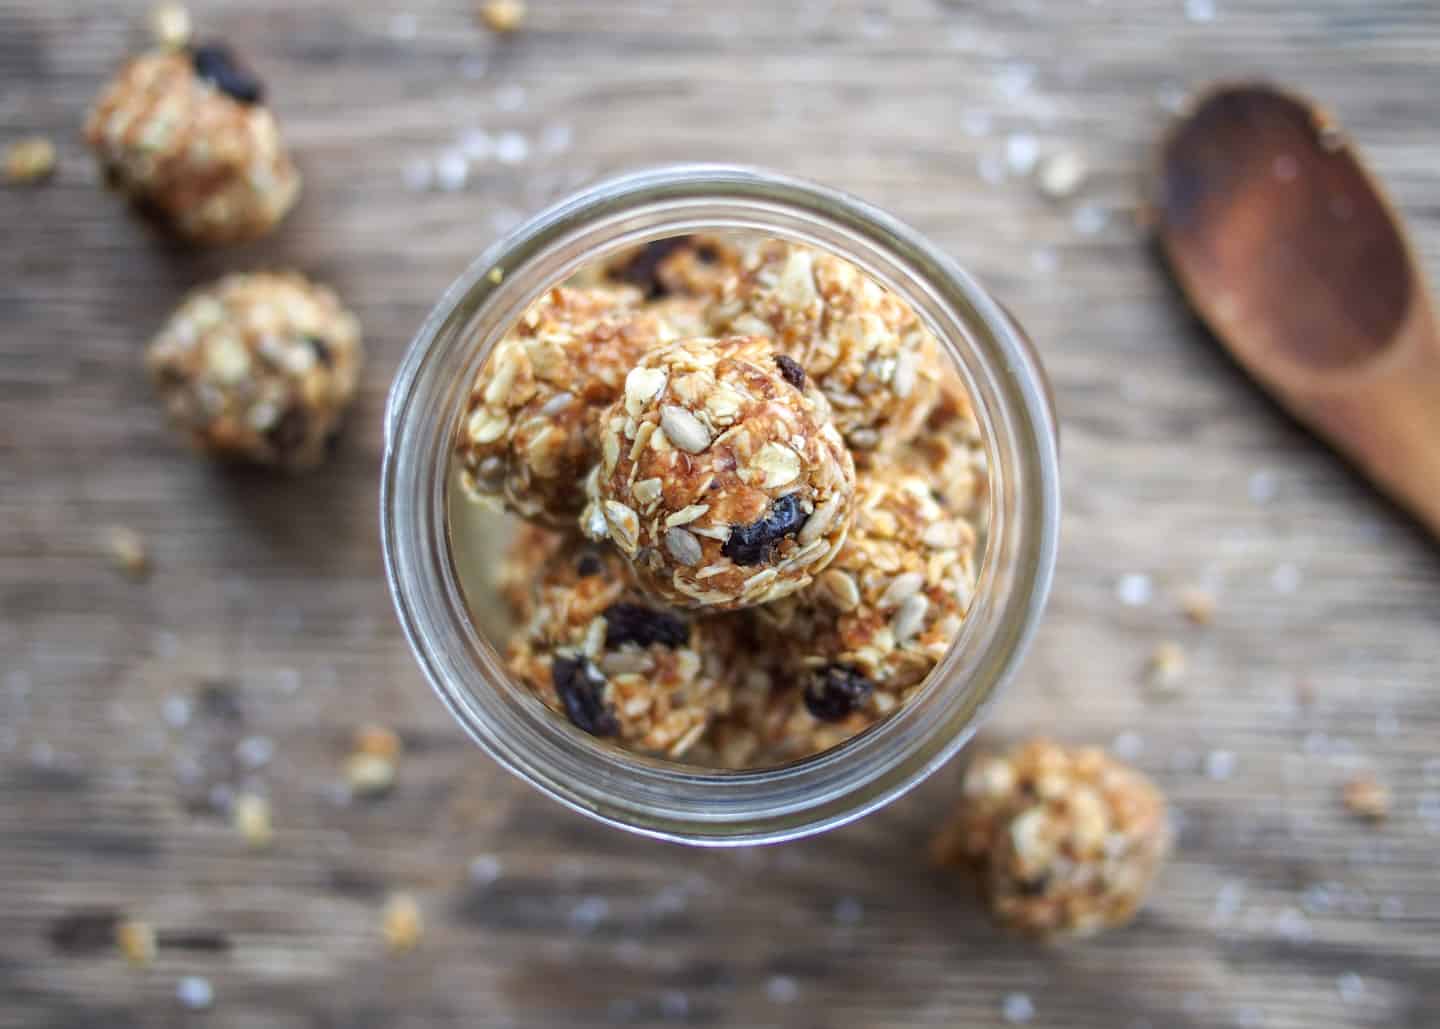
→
(145, 272, 362, 470)
(709, 240, 938, 454)
(84, 46, 300, 244)
(931, 740, 1171, 940)
(502, 528, 738, 758)
(751, 463, 979, 746)
(456, 286, 686, 525)
(582, 334, 857, 611)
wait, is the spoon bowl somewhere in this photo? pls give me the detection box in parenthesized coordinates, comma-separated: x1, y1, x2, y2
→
(1155, 83, 1440, 539)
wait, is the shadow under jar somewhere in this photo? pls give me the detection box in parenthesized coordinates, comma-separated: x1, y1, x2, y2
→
(382, 165, 1059, 846)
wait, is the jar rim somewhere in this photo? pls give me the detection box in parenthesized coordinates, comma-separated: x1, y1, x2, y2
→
(382, 164, 1060, 846)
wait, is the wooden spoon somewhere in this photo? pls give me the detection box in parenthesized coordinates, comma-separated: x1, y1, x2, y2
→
(1154, 82, 1440, 539)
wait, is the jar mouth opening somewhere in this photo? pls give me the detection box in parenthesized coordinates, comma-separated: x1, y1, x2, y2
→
(383, 164, 1060, 845)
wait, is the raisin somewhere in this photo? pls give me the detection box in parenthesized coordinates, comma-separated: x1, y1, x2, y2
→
(266, 406, 309, 457)
(720, 493, 807, 566)
(803, 664, 875, 722)
(602, 603, 689, 649)
(575, 552, 604, 578)
(608, 235, 692, 299)
(1015, 874, 1051, 897)
(774, 354, 805, 389)
(306, 335, 333, 368)
(191, 43, 265, 105)
(550, 656, 619, 736)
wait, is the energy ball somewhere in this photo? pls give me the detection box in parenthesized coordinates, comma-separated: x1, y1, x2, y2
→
(931, 740, 1172, 940)
(583, 233, 747, 301)
(709, 240, 939, 454)
(749, 463, 979, 747)
(84, 47, 300, 244)
(456, 286, 683, 525)
(145, 271, 362, 471)
(503, 530, 738, 758)
(583, 335, 856, 611)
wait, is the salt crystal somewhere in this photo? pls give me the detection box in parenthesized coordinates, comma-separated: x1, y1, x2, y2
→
(1029, 248, 1058, 274)
(996, 62, 1036, 100)
(1212, 880, 1245, 921)
(1235, 1007, 1264, 1028)
(460, 54, 488, 79)
(435, 152, 469, 191)
(570, 896, 609, 932)
(495, 131, 529, 164)
(176, 976, 214, 1010)
(1002, 993, 1036, 1024)
(1117, 572, 1153, 607)
(766, 976, 799, 1004)
(1271, 563, 1301, 594)
(1184, 0, 1216, 23)
(1336, 972, 1364, 1004)
(1204, 750, 1237, 781)
(235, 736, 275, 769)
(1274, 907, 1311, 942)
(1112, 731, 1144, 761)
(1072, 204, 1107, 235)
(1005, 134, 1039, 175)
(659, 991, 690, 1018)
(162, 695, 191, 729)
(1247, 469, 1276, 502)
(832, 896, 864, 925)
(469, 854, 502, 885)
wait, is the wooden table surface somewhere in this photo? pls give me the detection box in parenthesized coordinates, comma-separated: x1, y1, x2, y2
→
(3, 2, 1438, 1026)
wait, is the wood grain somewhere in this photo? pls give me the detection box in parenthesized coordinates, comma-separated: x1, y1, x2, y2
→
(2, 1, 1438, 1027)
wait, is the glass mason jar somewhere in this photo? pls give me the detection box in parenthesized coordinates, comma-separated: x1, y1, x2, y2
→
(382, 164, 1059, 846)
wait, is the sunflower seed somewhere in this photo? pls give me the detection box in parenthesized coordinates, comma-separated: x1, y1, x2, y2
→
(660, 406, 711, 453)
(664, 527, 704, 566)
(878, 571, 926, 610)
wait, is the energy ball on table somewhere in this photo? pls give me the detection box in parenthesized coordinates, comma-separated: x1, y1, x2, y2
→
(84, 47, 300, 244)
(582, 335, 856, 611)
(456, 287, 683, 525)
(746, 463, 980, 752)
(145, 271, 362, 470)
(709, 240, 939, 454)
(503, 529, 737, 758)
(931, 739, 1172, 940)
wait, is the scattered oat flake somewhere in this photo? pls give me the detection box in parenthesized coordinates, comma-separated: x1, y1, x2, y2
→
(116, 918, 157, 966)
(383, 893, 423, 952)
(345, 752, 397, 795)
(1178, 587, 1216, 625)
(1037, 150, 1086, 198)
(4, 137, 56, 185)
(104, 526, 150, 580)
(232, 792, 273, 848)
(1145, 641, 1187, 693)
(148, 3, 192, 50)
(479, 0, 526, 33)
(176, 976, 214, 1011)
(1342, 775, 1390, 821)
(1337, 972, 1365, 1004)
(354, 724, 402, 758)
(1005, 134, 1039, 175)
